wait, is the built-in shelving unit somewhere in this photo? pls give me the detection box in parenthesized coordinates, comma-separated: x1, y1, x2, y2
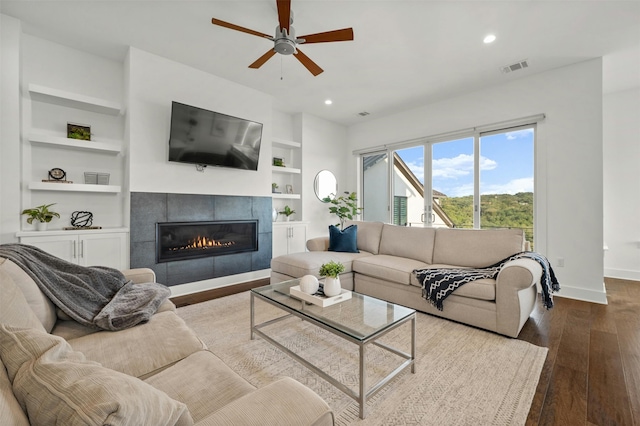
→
(271, 137, 303, 221)
(22, 82, 127, 236)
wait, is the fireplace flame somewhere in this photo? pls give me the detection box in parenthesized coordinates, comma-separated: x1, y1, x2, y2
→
(169, 235, 235, 252)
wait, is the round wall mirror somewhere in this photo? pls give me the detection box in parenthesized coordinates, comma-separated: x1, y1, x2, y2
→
(314, 170, 338, 202)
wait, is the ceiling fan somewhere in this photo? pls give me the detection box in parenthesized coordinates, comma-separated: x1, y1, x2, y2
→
(211, 0, 354, 76)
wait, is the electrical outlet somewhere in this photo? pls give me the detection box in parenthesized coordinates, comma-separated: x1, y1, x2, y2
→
(557, 257, 565, 267)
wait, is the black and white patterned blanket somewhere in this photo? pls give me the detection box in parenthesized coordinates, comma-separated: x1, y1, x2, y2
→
(414, 251, 560, 311)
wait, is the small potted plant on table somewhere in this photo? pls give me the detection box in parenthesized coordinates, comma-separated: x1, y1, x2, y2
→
(319, 260, 345, 297)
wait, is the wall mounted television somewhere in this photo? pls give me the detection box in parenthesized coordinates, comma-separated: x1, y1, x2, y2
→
(168, 101, 263, 171)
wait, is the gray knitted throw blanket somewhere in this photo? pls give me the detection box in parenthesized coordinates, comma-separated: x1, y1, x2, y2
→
(0, 243, 170, 331)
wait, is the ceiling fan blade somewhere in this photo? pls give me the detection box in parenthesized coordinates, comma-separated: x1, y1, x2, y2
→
(299, 28, 354, 44)
(249, 49, 277, 69)
(276, 0, 291, 32)
(211, 18, 272, 39)
(294, 49, 323, 76)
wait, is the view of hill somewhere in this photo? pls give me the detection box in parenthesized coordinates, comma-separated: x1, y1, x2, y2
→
(439, 192, 534, 245)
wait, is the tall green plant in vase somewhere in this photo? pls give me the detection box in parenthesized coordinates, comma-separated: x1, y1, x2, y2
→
(322, 191, 363, 230)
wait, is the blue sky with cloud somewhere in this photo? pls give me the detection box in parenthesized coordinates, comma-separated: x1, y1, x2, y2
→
(397, 129, 534, 197)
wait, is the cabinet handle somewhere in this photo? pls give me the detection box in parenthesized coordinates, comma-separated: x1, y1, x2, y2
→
(73, 241, 77, 258)
(80, 240, 84, 258)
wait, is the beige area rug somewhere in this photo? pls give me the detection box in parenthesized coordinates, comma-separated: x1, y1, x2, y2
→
(177, 292, 547, 425)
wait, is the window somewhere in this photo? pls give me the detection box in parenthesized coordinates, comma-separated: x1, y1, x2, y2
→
(360, 120, 537, 247)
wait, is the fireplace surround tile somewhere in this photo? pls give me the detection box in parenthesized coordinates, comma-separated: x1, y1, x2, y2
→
(130, 192, 272, 287)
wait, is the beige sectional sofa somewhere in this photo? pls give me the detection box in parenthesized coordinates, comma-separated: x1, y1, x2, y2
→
(0, 256, 333, 426)
(271, 220, 543, 338)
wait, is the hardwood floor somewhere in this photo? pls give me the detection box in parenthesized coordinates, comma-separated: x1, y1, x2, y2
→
(172, 277, 640, 425)
(521, 278, 640, 426)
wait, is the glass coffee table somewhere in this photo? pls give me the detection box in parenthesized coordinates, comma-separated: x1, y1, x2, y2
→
(250, 279, 416, 419)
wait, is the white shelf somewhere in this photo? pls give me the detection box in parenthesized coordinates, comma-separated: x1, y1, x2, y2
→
(272, 193, 301, 200)
(272, 166, 301, 174)
(29, 133, 122, 154)
(272, 137, 301, 149)
(28, 84, 123, 116)
(28, 182, 121, 193)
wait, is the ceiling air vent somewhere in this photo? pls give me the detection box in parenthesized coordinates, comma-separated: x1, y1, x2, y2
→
(501, 60, 529, 74)
(358, 111, 370, 117)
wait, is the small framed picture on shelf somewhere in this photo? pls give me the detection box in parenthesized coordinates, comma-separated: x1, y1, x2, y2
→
(67, 122, 91, 141)
(273, 157, 284, 167)
(285, 184, 293, 194)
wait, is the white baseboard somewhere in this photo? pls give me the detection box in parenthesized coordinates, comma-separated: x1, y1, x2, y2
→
(555, 282, 608, 304)
(604, 268, 640, 282)
(169, 269, 270, 298)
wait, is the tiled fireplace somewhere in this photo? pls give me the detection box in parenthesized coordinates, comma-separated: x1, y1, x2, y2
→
(130, 192, 272, 286)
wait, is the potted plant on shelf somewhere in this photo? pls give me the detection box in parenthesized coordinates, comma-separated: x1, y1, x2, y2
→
(319, 260, 345, 297)
(322, 191, 363, 230)
(21, 203, 60, 231)
(279, 205, 295, 221)
(271, 183, 279, 194)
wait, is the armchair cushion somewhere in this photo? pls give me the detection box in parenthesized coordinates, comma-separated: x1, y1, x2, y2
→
(0, 324, 193, 426)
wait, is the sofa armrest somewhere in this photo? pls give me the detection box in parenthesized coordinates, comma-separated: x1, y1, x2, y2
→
(195, 377, 334, 426)
(495, 258, 543, 337)
(307, 237, 330, 252)
(122, 268, 156, 284)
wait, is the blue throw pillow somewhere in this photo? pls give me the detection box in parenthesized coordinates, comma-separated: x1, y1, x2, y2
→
(328, 225, 359, 253)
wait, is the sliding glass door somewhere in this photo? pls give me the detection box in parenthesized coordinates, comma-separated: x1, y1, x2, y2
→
(360, 124, 535, 248)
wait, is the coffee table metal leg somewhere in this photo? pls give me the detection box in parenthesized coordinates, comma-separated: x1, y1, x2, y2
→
(250, 292, 255, 340)
(360, 343, 366, 419)
(411, 314, 416, 373)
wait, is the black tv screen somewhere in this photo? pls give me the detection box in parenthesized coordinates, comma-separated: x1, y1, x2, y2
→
(168, 102, 263, 171)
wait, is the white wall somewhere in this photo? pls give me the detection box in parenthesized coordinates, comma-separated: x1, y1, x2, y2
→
(295, 113, 349, 239)
(603, 88, 640, 280)
(127, 48, 272, 197)
(0, 15, 22, 243)
(347, 59, 607, 304)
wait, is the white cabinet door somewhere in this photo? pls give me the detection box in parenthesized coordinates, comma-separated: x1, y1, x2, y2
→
(19, 232, 128, 270)
(288, 223, 307, 254)
(272, 223, 307, 257)
(19, 235, 77, 263)
(79, 233, 127, 269)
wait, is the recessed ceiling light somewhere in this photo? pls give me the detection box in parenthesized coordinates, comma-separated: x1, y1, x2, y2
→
(483, 34, 496, 44)
(324, 99, 333, 105)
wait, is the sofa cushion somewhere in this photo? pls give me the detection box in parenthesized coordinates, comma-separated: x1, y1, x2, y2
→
(0, 269, 46, 332)
(67, 311, 205, 378)
(0, 324, 193, 426)
(345, 220, 384, 254)
(379, 224, 437, 264)
(409, 265, 496, 301)
(271, 250, 373, 278)
(353, 255, 429, 285)
(0, 258, 57, 332)
(145, 350, 255, 423)
(328, 224, 359, 253)
(433, 228, 525, 268)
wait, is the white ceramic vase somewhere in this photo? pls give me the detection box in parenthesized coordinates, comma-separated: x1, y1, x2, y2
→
(299, 275, 319, 294)
(323, 276, 342, 297)
(272, 207, 278, 222)
(35, 221, 48, 231)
